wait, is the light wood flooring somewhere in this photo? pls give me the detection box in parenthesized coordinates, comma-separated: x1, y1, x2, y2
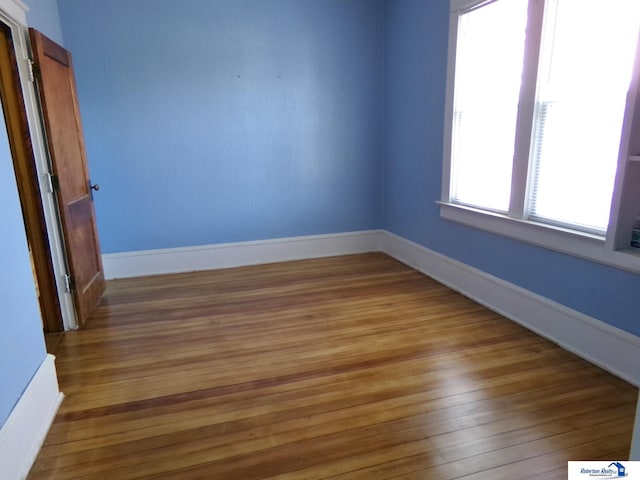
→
(31, 253, 638, 479)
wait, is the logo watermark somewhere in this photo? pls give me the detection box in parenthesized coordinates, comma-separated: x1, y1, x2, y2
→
(569, 462, 640, 479)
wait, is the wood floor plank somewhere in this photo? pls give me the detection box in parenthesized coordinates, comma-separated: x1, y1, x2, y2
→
(30, 253, 637, 479)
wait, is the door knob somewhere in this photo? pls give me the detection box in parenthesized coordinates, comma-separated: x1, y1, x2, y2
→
(90, 183, 100, 191)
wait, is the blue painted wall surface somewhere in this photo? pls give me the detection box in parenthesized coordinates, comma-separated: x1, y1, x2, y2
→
(0, 0, 62, 429)
(57, 0, 384, 253)
(26, 0, 64, 44)
(0, 0, 61, 428)
(52, 0, 639, 337)
(382, 0, 640, 337)
(0, 104, 47, 425)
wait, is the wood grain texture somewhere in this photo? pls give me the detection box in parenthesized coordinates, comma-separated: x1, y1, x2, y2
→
(31, 253, 638, 479)
(29, 28, 105, 326)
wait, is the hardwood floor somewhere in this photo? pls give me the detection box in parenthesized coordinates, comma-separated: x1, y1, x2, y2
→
(31, 253, 637, 479)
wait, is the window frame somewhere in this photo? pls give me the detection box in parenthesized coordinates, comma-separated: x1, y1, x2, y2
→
(440, 0, 640, 274)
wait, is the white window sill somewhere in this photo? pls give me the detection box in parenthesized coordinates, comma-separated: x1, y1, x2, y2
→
(439, 202, 640, 275)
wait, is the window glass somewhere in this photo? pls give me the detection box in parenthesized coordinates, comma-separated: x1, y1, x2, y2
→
(529, 0, 640, 233)
(450, 0, 528, 212)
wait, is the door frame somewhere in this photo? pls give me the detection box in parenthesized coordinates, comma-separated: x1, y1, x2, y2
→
(0, 20, 63, 330)
(0, 0, 77, 331)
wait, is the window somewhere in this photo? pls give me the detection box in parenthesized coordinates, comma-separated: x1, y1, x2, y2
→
(450, 0, 528, 213)
(442, 0, 640, 257)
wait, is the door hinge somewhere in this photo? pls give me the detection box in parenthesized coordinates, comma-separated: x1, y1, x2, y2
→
(28, 59, 41, 83)
(46, 172, 60, 193)
(64, 273, 76, 293)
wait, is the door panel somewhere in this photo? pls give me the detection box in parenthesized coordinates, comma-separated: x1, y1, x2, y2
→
(29, 28, 104, 326)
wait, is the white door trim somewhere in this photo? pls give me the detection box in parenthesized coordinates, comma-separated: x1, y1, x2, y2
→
(0, 0, 77, 330)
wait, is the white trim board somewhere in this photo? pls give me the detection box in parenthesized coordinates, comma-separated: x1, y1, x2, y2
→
(102, 230, 384, 279)
(0, 0, 27, 26)
(0, 354, 63, 480)
(380, 231, 640, 387)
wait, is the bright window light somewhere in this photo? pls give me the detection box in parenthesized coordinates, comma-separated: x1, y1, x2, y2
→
(529, 0, 640, 233)
(450, 0, 528, 212)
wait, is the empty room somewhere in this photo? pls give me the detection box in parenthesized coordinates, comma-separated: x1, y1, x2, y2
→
(1, 0, 640, 478)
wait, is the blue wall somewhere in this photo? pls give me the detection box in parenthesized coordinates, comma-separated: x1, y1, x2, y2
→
(0, 96, 47, 425)
(382, 0, 640, 337)
(53, 0, 640, 338)
(26, 0, 64, 44)
(0, 0, 62, 428)
(57, 0, 384, 253)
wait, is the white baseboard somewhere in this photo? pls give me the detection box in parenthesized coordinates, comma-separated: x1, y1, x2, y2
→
(380, 231, 640, 387)
(103, 230, 384, 279)
(0, 354, 63, 480)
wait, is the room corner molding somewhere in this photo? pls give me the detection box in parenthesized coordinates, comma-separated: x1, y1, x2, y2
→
(380, 230, 640, 387)
(102, 230, 384, 279)
(0, 354, 63, 480)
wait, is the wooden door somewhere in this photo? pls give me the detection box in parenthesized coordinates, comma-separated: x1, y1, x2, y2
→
(0, 23, 63, 331)
(29, 28, 105, 326)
